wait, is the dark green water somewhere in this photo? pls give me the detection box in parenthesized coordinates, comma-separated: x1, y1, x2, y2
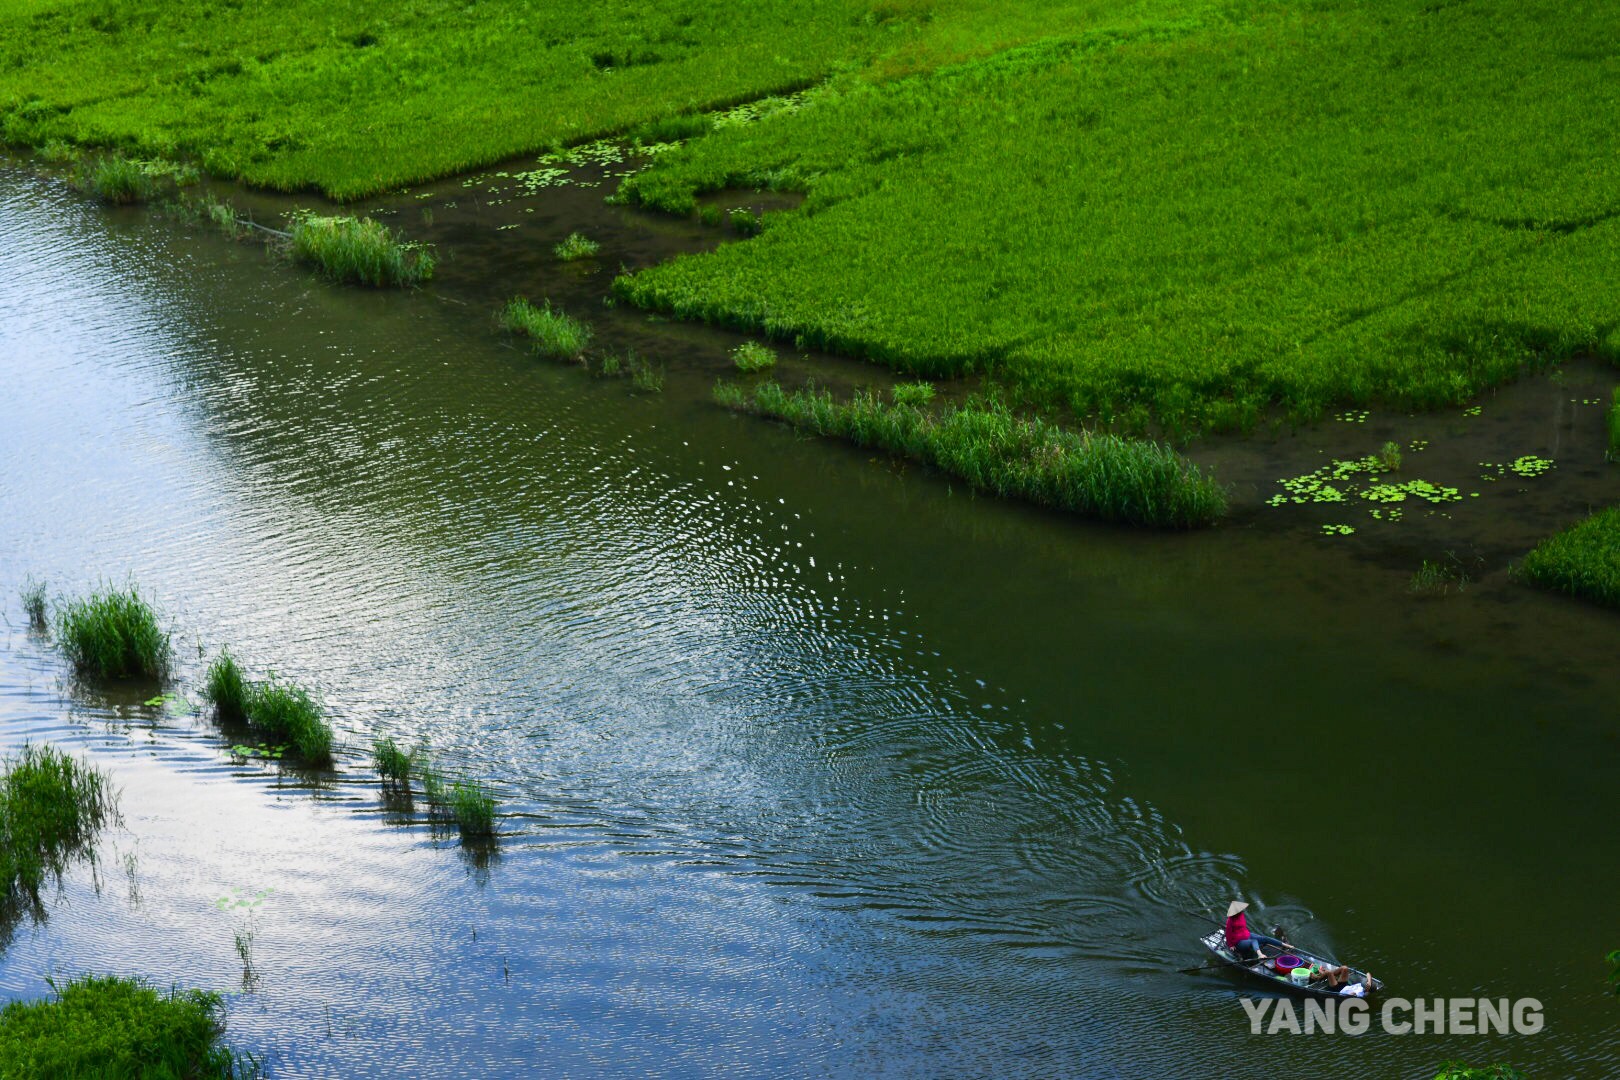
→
(1, 174, 1616, 1078)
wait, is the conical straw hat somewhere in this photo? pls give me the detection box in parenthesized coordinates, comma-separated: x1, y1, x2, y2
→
(1227, 901, 1249, 918)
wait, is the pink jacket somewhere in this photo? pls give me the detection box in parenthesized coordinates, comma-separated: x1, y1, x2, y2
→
(1224, 913, 1250, 949)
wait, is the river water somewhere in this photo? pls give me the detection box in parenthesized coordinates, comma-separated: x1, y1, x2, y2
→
(1, 174, 1616, 1077)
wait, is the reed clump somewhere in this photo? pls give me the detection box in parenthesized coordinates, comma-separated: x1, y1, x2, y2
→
(717, 380, 1227, 527)
(55, 587, 171, 680)
(20, 579, 47, 631)
(0, 744, 117, 906)
(201, 652, 334, 764)
(554, 231, 599, 261)
(371, 737, 413, 788)
(0, 975, 257, 1078)
(202, 651, 248, 722)
(501, 298, 592, 361)
(243, 678, 332, 763)
(1519, 507, 1620, 609)
(447, 780, 496, 839)
(81, 154, 152, 204)
(891, 381, 935, 407)
(1408, 558, 1469, 596)
(288, 212, 435, 287)
(406, 748, 497, 842)
(732, 341, 777, 372)
(629, 356, 664, 392)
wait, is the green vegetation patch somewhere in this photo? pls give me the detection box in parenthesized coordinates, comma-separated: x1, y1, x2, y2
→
(553, 232, 600, 261)
(20, 578, 47, 631)
(0, 0, 1133, 197)
(242, 678, 332, 764)
(618, 1, 1620, 432)
(718, 380, 1225, 527)
(1520, 507, 1620, 609)
(56, 587, 171, 681)
(288, 213, 434, 287)
(0, 975, 256, 1079)
(502, 298, 592, 361)
(0, 744, 117, 909)
(202, 651, 248, 722)
(371, 737, 413, 788)
(732, 341, 778, 372)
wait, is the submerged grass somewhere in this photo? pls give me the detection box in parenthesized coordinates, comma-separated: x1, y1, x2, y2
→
(501, 298, 592, 361)
(55, 587, 171, 681)
(719, 380, 1225, 527)
(243, 678, 333, 764)
(1519, 507, 1620, 609)
(0, 744, 117, 907)
(202, 651, 249, 722)
(288, 213, 434, 287)
(554, 231, 599, 261)
(0, 975, 258, 1078)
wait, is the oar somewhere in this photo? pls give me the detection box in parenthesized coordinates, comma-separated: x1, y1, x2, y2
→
(1178, 942, 1285, 975)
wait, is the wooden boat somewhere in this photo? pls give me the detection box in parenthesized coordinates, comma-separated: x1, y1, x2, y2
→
(1199, 928, 1384, 999)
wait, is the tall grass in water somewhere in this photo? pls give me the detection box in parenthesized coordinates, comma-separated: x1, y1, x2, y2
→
(0, 744, 117, 906)
(554, 231, 599, 261)
(203, 651, 248, 722)
(372, 737, 413, 788)
(1519, 507, 1620, 609)
(81, 154, 152, 204)
(288, 212, 435, 287)
(448, 780, 496, 840)
(244, 678, 333, 763)
(501, 298, 592, 361)
(56, 587, 171, 680)
(732, 341, 777, 372)
(718, 381, 1227, 527)
(0, 975, 259, 1078)
(19, 579, 47, 630)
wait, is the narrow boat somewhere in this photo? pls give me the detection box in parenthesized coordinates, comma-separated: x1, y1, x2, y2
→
(1199, 928, 1384, 999)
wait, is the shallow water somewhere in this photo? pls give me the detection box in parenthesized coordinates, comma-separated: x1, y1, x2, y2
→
(1, 173, 1617, 1078)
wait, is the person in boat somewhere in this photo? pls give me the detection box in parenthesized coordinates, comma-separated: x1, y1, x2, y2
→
(1307, 965, 1375, 997)
(1223, 901, 1286, 961)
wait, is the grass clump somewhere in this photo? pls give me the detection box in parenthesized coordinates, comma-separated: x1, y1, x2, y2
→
(288, 212, 434, 287)
(731, 341, 777, 372)
(554, 231, 599, 261)
(1433, 1067, 1525, 1080)
(1519, 507, 1620, 609)
(891, 381, 935, 407)
(729, 209, 762, 236)
(0, 974, 258, 1079)
(0, 744, 117, 907)
(56, 587, 171, 681)
(20, 578, 47, 631)
(371, 737, 413, 788)
(243, 678, 332, 763)
(1377, 441, 1403, 471)
(629, 356, 664, 393)
(80, 154, 153, 204)
(501, 298, 592, 361)
(202, 651, 248, 722)
(1409, 557, 1470, 596)
(447, 780, 496, 839)
(720, 380, 1226, 527)
(1607, 388, 1620, 462)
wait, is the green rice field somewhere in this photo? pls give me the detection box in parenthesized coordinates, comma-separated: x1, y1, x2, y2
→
(0, 0, 1195, 198)
(617, 0, 1620, 431)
